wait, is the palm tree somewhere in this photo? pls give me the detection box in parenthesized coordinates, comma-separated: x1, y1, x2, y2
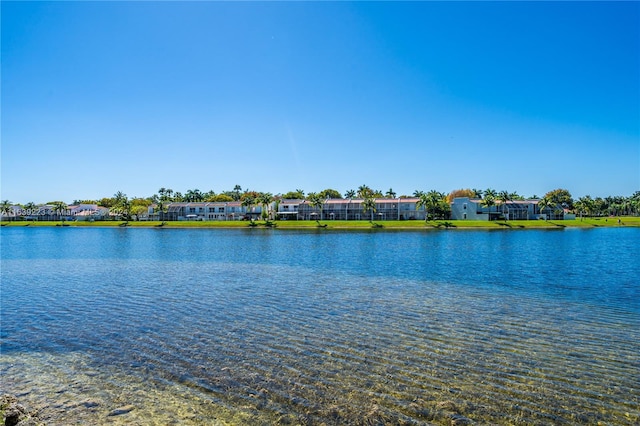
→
(574, 197, 587, 220)
(258, 192, 274, 220)
(241, 194, 256, 221)
(155, 198, 168, 224)
(51, 201, 68, 224)
(153, 188, 172, 223)
(471, 188, 483, 199)
(593, 197, 607, 217)
(385, 188, 396, 199)
(416, 192, 429, 222)
(606, 196, 624, 217)
(362, 196, 376, 221)
(111, 192, 131, 222)
(272, 197, 281, 220)
(537, 197, 554, 220)
(342, 190, 355, 220)
(307, 192, 324, 222)
(481, 189, 497, 219)
(357, 185, 372, 199)
(233, 185, 243, 201)
(416, 190, 444, 221)
(630, 194, 640, 216)
(114, 191, 127, 206)
(484, 188, 497, 199)
(1, 200, 13, 222)
(119, 196, 133, 222)
(185, 189, 204, 202)
(481, 195, 496, 211)
(625, 197, 633, 216)
(497, 190, 511, 220)
(112, 200, 131, 222)
(24, 202, 37, 220)
(427, 190, 449, 220)
(109, 191, 131, 220)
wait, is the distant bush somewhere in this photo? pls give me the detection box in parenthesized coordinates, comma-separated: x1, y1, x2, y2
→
(446, 189, 475, 203)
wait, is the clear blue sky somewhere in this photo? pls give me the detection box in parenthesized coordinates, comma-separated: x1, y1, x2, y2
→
(2, 1, 638, 204)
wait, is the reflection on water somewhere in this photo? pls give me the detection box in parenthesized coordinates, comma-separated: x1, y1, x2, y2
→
(1, 228, 639, 425)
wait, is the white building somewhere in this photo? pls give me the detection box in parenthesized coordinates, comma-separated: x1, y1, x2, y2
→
(149, 202, 263, 222)
(276, 199, 303, 220)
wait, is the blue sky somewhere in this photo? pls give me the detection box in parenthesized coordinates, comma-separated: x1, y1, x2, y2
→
(2, 1, 638, 204)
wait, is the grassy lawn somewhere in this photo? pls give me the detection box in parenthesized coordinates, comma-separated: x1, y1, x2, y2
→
(2, 217, 639, 229)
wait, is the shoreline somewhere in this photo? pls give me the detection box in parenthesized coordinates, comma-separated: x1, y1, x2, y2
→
(1, 217, 638, 230)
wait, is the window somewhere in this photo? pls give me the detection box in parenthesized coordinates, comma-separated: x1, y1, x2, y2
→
(189, 208, 196, 213)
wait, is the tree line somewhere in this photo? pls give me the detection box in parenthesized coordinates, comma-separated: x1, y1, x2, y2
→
(2, 186, 640, 222)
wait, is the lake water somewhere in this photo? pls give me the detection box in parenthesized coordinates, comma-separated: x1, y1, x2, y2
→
(1, 227, 638, 425)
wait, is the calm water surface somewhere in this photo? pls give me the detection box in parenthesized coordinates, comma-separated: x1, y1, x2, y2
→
(1, 227, 639, 425)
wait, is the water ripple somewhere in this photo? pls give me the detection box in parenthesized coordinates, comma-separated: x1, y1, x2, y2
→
(1, 228, 639, 425)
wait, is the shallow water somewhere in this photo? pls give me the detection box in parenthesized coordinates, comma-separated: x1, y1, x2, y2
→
(1, 227, 639, 425)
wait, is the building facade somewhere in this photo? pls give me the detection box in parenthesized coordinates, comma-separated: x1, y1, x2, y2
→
(149, 198, 429, 222)
(450, 197, 569, 221)
(150, 202, 263, 221)
(297, 198, 427, 221)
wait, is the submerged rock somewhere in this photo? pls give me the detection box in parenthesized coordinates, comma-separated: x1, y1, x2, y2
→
(81, 400, 100, 409)
(107, 404, 135, 416)
(449, 413, 473, 425)
(437, 400, 459, 413)
(4, 404, 27, 426)
(1, 394, 41, 426)
(1, 395, 19, 407)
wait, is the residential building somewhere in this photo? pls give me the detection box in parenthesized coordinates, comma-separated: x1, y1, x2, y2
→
(149, 202, 263, 221)
(276, 199, 303, 220)
(450, 197, 569, 221)
(297, 198, 427, 221)
(147, 198, 431, 222)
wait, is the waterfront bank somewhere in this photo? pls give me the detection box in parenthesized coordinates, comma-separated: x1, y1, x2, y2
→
(1, 217, 639, 230)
